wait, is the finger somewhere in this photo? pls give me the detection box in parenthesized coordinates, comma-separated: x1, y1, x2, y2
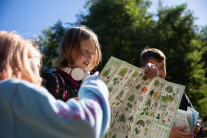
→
(180, 136, 193, 138)
(178, 125, 189, 131)
(144, 65, 158, 79)
(180, 132, 194, 137)
(193, 123, 200, 132)
(194, 131, 198, 135)
(144, 66, 150, 74)
(144, 63, 153, 72)
(147, 67, 158, 79)
(145, 71, 155, 79)
(193, 127, 200, 134)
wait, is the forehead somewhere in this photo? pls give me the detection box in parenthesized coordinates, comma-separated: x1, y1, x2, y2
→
(148, 58, 165, 66)
(80, 39, 96, 50)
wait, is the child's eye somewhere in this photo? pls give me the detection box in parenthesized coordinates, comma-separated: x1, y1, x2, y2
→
(81, 49, 91, 57)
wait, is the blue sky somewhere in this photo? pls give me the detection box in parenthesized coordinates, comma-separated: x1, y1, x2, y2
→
(0, 0, 206, 38)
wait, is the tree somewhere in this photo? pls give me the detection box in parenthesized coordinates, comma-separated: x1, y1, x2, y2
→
(38, 0, 207, 125)
(198, 25, 207, 125)
(152, 3, 207, 112)
(80, 0, 154, 69)
(80, 0, 207, 111)
(39, 21, 67, 76)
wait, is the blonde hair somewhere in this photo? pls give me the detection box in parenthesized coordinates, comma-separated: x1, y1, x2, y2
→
(0, 31, 42, 85)
(53, 25, 102, 71)
(140, 48, 166, 67)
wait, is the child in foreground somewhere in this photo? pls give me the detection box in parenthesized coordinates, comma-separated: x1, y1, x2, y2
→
(140, 48, 204, 138)
(0, 31, 110, 138)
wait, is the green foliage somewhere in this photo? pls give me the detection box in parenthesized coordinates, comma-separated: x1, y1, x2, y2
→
(118, 67, 128, 76)
(156, 113, 160, 119)
(108, 87, 113, 93)
(127, 102, 132, 108)
(135, 84, 141, 90)
(116, 90, 124, 100)
(135, 128, 139, 134)
(161, 95, 169, 103)
(80, 0, 154, 69)
(136, 120, 145, 127)
(119, 113, 126, 123)
(112, 134, 116, 138)
(154, 80, 160, 87)
(132, 71, 139, 78)
(39, 20, 67, 76)
(145, 99, 151, 107)
(103, 68, 110, 77)
(113, 77, 119, 85)
(199, 97, 207, 126)
(128, 94, 135, 101)
(38, 0, 207, 125)
(165, 85, 173, 93)
(149, 90, 154, 97)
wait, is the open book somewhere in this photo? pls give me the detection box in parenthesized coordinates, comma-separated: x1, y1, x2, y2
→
(175, 107, 199, 132)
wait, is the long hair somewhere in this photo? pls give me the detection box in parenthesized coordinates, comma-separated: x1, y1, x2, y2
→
(0, 31, 42, 85)
(53, 25, 102, 71)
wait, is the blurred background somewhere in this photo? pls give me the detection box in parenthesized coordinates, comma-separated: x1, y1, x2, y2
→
(1, 0, 207, 133)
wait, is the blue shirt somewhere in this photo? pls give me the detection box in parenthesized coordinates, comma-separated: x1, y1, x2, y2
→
(0, 75, 110, 138)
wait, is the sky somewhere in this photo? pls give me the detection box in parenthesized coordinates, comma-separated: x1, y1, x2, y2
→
(0, 0, 206, 38)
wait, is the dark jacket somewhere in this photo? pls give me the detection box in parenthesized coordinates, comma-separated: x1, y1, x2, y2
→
(43, 69, 82, 101)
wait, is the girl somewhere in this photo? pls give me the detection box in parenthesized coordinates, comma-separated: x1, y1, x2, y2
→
(43, 26, 102, 101)
(0, 31, 110, 138)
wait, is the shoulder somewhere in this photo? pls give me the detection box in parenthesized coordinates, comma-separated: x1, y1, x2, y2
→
(0, 78, 34, 90)
(43, 72, 56, 80)
(182, 93, 191, 103)
(0, 78, 49, 98)
(179, 92, 193, 110)
(42, 72, 58, 86)
(0, 78, 46, 91)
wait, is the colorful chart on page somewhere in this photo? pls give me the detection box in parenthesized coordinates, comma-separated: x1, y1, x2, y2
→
(99, 56, 185, 138)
